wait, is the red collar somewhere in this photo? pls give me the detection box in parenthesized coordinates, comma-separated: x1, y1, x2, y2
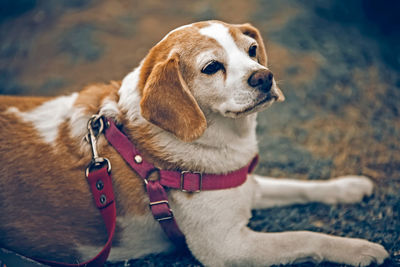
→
(33, 115, 258, 266)
(104, 118, 259, 193)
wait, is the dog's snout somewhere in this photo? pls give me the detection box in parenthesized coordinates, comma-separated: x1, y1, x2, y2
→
(247, 69, 273, 93)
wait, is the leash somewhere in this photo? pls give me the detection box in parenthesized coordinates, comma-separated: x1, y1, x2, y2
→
(34, 115, 116, 267)
(17, 115, 258, 266)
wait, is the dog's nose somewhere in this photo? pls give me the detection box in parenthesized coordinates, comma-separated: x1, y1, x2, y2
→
(247, 69, 274, 93)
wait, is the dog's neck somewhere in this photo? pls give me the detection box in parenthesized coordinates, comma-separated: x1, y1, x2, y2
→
(115, 66, 259, 173)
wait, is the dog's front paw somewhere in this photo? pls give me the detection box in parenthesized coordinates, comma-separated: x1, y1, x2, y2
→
(356, 242, 389, 266)
(339, 239, 389, 267)
(324, 176, 374, 204)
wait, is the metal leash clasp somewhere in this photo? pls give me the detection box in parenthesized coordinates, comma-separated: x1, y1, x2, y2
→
(85, 115, 111, 177)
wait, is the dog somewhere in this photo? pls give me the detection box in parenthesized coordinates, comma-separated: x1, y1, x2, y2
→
(0, 20, 389, 266)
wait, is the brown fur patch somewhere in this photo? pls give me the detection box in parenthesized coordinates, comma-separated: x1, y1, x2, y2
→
(0, 83, 150, 263)
(74, 81, 121, 113)
(140, 54, 207, 142)
(0, 113, 106, 262)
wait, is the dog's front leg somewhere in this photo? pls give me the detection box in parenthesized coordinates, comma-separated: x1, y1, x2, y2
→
(252, 174, 374, 209)
(208, 229, 388, 266)
(171, 180, 388, 267)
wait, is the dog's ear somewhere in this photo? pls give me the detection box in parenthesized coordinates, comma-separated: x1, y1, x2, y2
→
(237, 23, 268, 67)
(140, 54, 207, 142)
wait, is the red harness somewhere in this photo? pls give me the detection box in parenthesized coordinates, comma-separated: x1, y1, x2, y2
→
(33, 115, 258, 266)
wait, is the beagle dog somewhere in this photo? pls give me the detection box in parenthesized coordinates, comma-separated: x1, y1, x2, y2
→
(0, 20, 389, 266)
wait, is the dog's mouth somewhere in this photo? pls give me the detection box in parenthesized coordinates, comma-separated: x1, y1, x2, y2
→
(226, 93, 277, 117)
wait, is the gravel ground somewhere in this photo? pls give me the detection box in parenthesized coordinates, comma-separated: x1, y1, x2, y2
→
(0, 0, 399, 266)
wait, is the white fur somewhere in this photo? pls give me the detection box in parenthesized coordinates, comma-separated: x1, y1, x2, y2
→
(252, 175, 374, 209)
(69, 107, 91, 141)
(118, 64, 145, 125)
(198, 23, 279, 117)
(168, 173, 386, 267)
(199, 23, 261, 115)
(7, 93, 78, 144)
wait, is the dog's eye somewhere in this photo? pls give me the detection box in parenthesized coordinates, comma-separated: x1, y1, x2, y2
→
(202, 61, 224, 75)
(248, 45, 257, 57)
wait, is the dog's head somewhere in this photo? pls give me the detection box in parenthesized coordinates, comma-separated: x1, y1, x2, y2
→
(139, 20, 285, 142)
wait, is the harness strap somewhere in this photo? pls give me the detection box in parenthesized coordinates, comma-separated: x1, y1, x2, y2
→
(103, 118, 258, 247)
(104, 118, 187, 247)
(35, 167, 116, 267)
(146, 181, 186, 246)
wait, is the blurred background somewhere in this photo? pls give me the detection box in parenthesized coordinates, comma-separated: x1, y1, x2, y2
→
(0, 0, 399, 266)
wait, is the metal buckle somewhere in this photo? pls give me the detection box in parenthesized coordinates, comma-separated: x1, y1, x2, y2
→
(85, 157, 112, 178)
(86, 114, 105, 139)
(85, 114, 112, 177)
(143, 168, 160, 185)
(180, 171, 202, 193)
(149, 200, 173, 221)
